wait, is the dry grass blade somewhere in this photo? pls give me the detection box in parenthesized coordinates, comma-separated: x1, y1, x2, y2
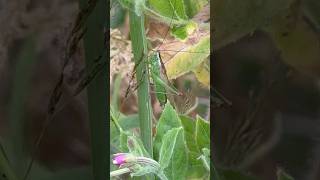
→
(23, 1, 103, 179)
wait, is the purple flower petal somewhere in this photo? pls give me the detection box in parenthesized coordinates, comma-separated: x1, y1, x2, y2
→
(112, 153, 128, 165)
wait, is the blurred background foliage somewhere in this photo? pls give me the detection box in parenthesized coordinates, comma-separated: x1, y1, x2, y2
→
(0, 0, 92, 179)
(213, 0, 320, 180)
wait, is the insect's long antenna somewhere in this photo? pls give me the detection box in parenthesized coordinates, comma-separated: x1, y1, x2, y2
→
(155, 0, 177, 51)
(153, 0, 179, 83)
(156, 49, 209, 54)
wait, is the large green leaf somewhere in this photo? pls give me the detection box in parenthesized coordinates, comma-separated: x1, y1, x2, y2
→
(183, 0, 208, 18)
(195, 115, 210, 150)
(180, 115, 209, 179)
(180, 115, 199, 153)
(163, 126, 188, 180)
(159, 127, 183, 169)
(153, 102, 182, 160)
(199, 148, 210, 171)
(148, 0, 188, 20)
(185, 151, 207, 179)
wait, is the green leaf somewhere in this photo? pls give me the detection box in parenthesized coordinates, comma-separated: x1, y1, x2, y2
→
(110, 112, 139, 152)
(195, 115, 210, 150)
(131, 165, 168, 180)
(120, 114, 140, 130)
(277, 168, 294, 180)
(199, 148, 210, 171)
(148, 0, 188, 20)
(183, 0, 208, 18)
(213, 0, 294, 49)
(127, 135, 151, 157)
(180, 115, 209, 179)
(159, 127, 183, 169)
(119, 131, 129, 152)
(171, 21, 198, 41)
(180, 115, 199, 153)
(164, 126, 188, 180)
(185, 151, 207, 179)
(130, 164, 155, 177)
(153, 101, 182, 160)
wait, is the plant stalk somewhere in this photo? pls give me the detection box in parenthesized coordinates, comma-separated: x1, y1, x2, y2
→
(128, 11, 153, 158)
(8, 35, 37, 177)
(78, 0, 108, 179)
(0, 142, 18, 180)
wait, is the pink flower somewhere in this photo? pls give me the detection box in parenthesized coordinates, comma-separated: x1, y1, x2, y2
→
(112, 153, 130, 166)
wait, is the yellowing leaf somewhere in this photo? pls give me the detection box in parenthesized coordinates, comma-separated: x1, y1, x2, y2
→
(162, 34, 210, 79)
(193, 60, 210, 88)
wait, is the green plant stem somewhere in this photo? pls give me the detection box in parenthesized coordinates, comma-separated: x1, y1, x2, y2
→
(111, 74, 122, 112)
(8, 35, 37, 177)
(78, 0, 108, 179)
(129, 10, 153, 158)
(110, 107, 123, 133)
(110, 168, 131, 177)
(0, 142, 18, 180)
